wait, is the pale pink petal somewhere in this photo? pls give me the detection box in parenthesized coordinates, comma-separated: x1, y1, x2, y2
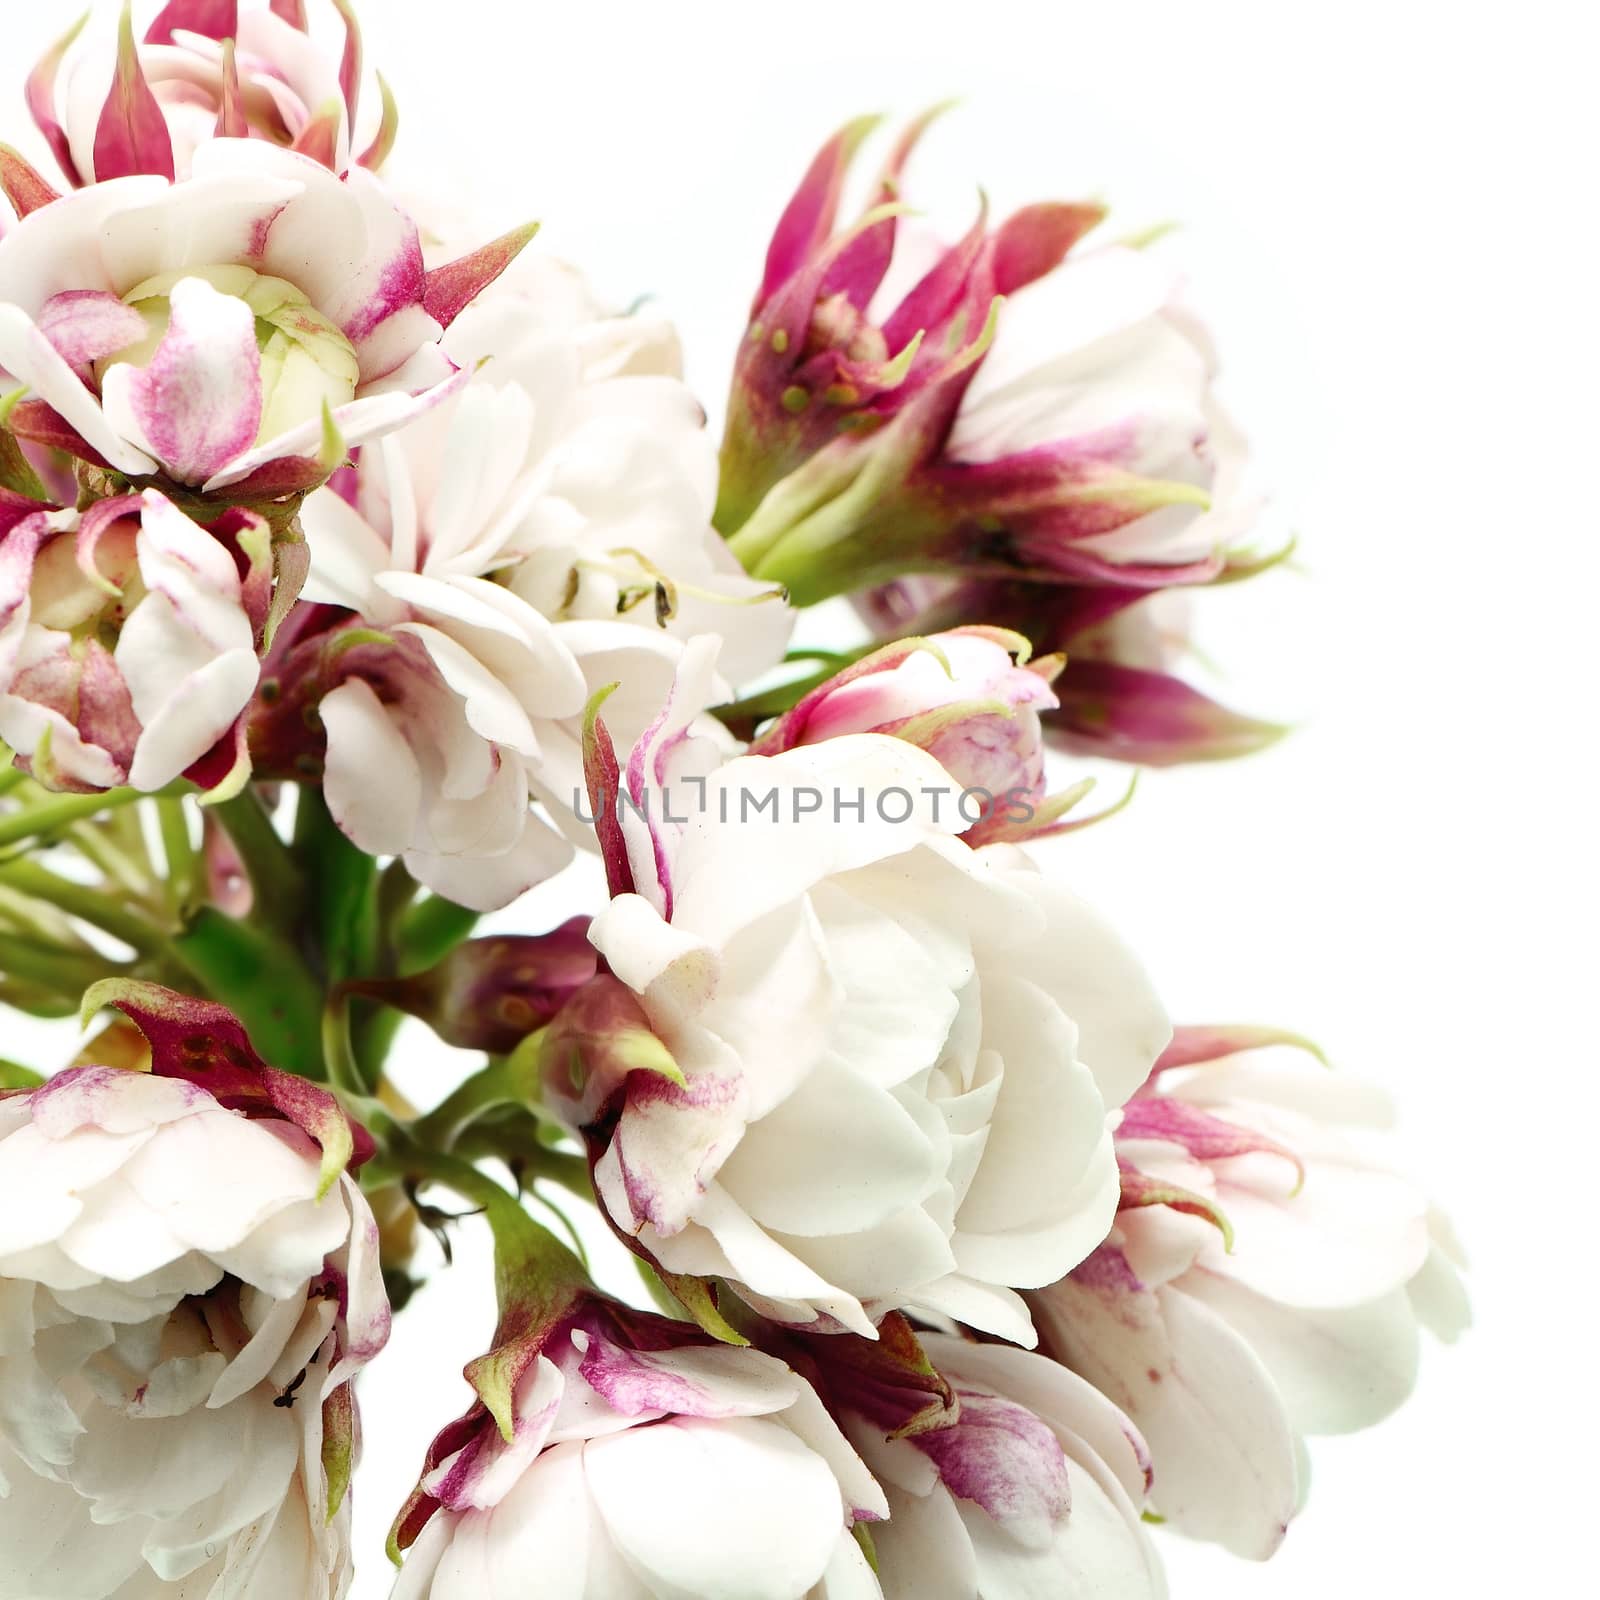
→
(99, 276, 263, 485)
(201, 365, 467, 493)
(0, 304, 155, 476)
(35, 291, 148, 378)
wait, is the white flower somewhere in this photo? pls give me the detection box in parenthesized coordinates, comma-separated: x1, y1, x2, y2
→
(394, 1309, 884, 1600)
(0, 140, 462, 495)
(852, 1335, 1166, 1599)
(295, 253, 789, 907)
(0, 488, 277, 794)
(0, 1065, 390, 1600)
(948, 244, 1256, 572)
(1029, 1045, 1470, 1558)
(549, 645, 1169, 1342)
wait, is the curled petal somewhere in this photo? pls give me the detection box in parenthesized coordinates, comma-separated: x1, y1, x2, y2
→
(24, 16, 87, 186)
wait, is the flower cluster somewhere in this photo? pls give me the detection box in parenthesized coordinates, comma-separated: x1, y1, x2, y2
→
(0, 9, 1460, 1600)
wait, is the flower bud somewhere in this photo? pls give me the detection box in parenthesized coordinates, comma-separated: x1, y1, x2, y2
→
(100, 266, 362, 455)
(28, 1, 387, 187)
(752, 626, 1060, 841)
(861, 576, 1286, 767)
(718, 115, 1252, 609)
(351, 921, 599, 1055)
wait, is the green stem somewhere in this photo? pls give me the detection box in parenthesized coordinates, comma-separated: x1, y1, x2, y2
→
(211, 788, 304, 930)
(321, 991, 367, 1098)
(376, 858, 421, 973)
(156, 798, 200, 914)
(412, 1049, 540, 1150)
(0, 932, 123, 995)
(0, 787, 143, 851)
(398, 1146, 588, 1311)
(66, 821, 151, 896)
(0, 860, 171, 958)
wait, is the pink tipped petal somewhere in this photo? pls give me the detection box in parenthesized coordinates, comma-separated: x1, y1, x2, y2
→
(881, 206, 990, 356)
(36, 290, 148, 379)
(422, 222, 541, 333)
(913, 1385, 1072, 1544)
(270, 0, 308, 26)
(0, 145, 62, 220)
(201, 365, 465, 493)
(94, 5, 177, 182)
(1118, 1098, 1305, 1186)
(1049, 661, 1287, 767)
(99, 275, 263, 486)
(990, 202, 1106, 295)
(0, 305, 157, 476)
(760, 115, 881, 304)
(25, 16, 87, 186)
(581, 687, 634, 900)
(145, 0, 239, 43)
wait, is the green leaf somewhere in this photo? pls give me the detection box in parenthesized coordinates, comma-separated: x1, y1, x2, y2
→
(0, 1059, 44, 1089)
(395, 894, 479, 975)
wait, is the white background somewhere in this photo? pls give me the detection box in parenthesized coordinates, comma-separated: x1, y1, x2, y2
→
(7, 1, 1599, 1594)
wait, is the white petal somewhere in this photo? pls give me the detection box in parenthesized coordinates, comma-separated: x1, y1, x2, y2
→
(584, 1414, 845, 1600)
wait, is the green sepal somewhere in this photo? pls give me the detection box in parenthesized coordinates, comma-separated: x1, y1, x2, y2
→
(656, 1271, 749, 1347)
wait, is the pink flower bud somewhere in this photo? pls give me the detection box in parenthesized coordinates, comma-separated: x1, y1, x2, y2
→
(349, 921, 598, 1055)
(752, 626, 1060, 840)
(861, 575, 1286, 767)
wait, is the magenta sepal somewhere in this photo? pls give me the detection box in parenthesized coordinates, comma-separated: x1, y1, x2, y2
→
(1049, 660, 1286, 767)
(94, 6, 177, 183)
(78, 978, 373, 1194)
(145, 0, 240, 43)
